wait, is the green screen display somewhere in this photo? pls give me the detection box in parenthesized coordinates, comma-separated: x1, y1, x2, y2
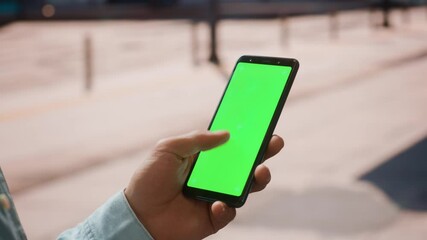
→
(187, 62, 292, 196)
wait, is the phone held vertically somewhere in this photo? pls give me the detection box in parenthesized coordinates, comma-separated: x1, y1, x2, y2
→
(183, 55, 299, 207)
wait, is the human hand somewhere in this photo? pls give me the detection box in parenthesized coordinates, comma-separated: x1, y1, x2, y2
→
(125, 130, 284, 240)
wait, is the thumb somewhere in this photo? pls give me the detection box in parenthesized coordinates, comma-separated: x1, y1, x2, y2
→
(155, 130, 230, 159)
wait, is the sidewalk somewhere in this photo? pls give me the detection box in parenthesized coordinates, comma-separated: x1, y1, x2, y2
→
(1, 8, 427, 240)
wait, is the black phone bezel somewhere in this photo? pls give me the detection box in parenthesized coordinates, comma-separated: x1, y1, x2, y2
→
(183, 55, 299, 208)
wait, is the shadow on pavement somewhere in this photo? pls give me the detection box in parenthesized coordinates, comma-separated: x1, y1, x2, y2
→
(361, 136, 427, 211)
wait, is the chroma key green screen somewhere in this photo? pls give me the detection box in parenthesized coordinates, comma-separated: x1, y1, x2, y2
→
(187, 62, 292, 196)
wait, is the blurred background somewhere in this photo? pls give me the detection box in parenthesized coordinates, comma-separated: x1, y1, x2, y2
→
(1, 0, 427, 239)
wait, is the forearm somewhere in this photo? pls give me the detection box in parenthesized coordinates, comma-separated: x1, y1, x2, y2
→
(58, 191, 153, 240)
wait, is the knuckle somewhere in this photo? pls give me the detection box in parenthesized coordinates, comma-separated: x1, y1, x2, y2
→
(155, 137, 173, 150)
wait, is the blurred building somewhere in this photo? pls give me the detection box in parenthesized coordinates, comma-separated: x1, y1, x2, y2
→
(0, 0, 19, 22)
(2, 0, 426, 23)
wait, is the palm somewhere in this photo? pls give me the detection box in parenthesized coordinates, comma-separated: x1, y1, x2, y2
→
(145, 154, 216, 239)
(161, 194, 214, 239)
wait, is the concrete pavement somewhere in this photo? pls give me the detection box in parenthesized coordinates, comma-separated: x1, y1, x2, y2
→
(0, 8, 427, 240)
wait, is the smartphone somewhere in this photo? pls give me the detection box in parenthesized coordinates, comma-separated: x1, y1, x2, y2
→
(183, 55, 299, 207)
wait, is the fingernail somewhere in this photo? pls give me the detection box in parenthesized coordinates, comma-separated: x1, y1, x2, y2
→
(219, 203, 227, 217)
(212, 130, 228, 135)
(222, 203, 227, 212)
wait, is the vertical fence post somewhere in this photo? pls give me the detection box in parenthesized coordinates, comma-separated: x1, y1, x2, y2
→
(368, 7, 377, 29)
(426, 4, 427, 20)
(382, 0, 391, 28)
(84, 34, 93, 93)
(329, 11, 339, 40)
(208, 0, 219, 64)
(280, 16, 289, 48)
(191, 20, 200, 66)
(401, 6, 410, 24)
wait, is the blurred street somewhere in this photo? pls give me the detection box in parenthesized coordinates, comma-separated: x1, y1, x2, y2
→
(1, 8, 427, 240)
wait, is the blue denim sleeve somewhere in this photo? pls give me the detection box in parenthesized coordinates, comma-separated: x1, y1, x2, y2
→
(57, 191, 153, 240)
